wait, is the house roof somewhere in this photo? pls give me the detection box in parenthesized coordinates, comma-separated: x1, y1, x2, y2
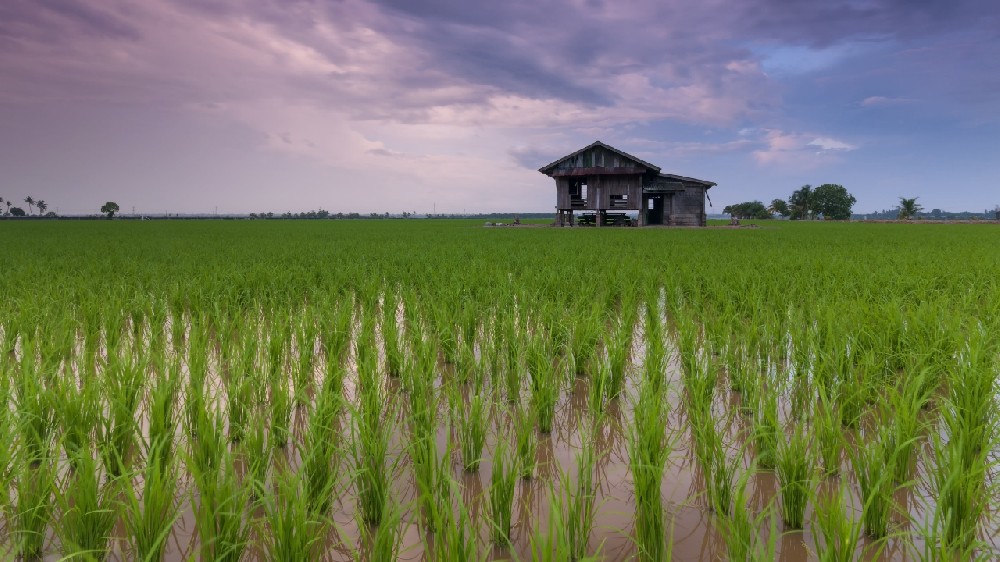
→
(538, 140, 661, 174)
(657, 173, 716, 188)
(538, 141, 715, 189)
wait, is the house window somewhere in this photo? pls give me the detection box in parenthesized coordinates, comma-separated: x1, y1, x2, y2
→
(611, 194, 629, 208)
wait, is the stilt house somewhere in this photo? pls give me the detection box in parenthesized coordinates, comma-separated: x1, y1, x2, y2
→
(539, 141, 716, 226)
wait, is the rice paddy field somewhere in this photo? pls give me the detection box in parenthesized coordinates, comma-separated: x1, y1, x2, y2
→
(1, 219, 998, 561)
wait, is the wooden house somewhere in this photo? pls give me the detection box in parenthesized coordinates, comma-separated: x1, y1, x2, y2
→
(538, 141, 716, 226)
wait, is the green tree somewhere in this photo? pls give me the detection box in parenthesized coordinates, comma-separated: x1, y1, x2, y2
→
(10, 207, 26, 217)
(812, 184, 856, 220)
(36, 200, 47, 215)
(788, 185, 813, 220)
(24, 196, 35, 216)
(897, 197, 922, 220)
(100, 201, 120, 219)
(724, 201, 772, 220)
(769, 199, 790, 217)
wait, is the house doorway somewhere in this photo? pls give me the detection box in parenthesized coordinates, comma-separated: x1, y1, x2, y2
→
(646, 196, 664, 225)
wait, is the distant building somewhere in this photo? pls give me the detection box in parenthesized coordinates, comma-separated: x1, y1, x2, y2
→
(539, 141, 716, 226)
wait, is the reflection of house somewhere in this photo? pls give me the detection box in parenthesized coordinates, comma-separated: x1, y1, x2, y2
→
(538, 141, 716, 226)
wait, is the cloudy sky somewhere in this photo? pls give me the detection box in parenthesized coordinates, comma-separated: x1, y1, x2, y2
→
(2, 0, 999, 215)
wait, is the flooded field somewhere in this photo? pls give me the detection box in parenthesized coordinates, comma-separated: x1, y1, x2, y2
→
(0, 219, 998, 561)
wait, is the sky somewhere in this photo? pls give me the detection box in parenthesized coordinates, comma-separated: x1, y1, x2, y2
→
(2, 0, 999, 215)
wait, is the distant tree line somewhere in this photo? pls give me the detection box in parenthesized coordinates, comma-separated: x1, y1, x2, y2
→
(724, 184, 857, 220)
(0, 195, 55, 217)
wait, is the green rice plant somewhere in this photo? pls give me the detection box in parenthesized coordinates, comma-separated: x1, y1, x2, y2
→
(13, 458, 57, 560)
(147, 360, 179, 474)
(488, 440, 517, 544)
(55, 450, 121, 561)
(382, 291, 405, 378)
(569, 309, 601, 376)
(99, 353, 146, 477)
(558, 431, 597, 560)
(0, 384, 15, 513)
(456, 391, 488, 472)
(629, 378, 674, 562)
(189, 437, 253, 562)
(409, 425, 451, 533)
(848, 423, 895, 539)
(123, 446, 180, 562)
(258, 465, 325, 561)
(589, 357, 609, 414)
(921, 372, 998, 557)
(751, 389, 779, 470)
(812, 481, 880, 562)
(240, 414, 272, 499)
(55, 373, 100, 470)
(293, 316, 318, 406)
(703, 429, 739, 516)
(605, 319, 632, 401)
(814, 388, 843, 475)
(716, 464, 780, 562)
(12, 348, 55, 465)
(423, 476, 481, 562)
(225, 338, 255, 443)
(514, 405, 538, 479)
(885, 371, 929, 485)
(354, 495, 409, 562)
(269, 375, 292, 448)
(774, 423, 815, 529)
(350, 389, 395, 526)
(528, 335, 559, 433)
(300, 388, 341, 516)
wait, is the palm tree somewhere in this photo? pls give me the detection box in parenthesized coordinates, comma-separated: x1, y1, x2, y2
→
(36, 200, 47, 215)
(897, 197, 922, 220)
(788, 185, 813, 220)
(24, 196, 35, 216)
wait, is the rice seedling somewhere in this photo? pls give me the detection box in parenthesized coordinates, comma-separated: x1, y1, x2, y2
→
(350, 388, 396, 526)
(751, 389, 780, 470)
(354, 495, 409, 562)
(703, 428, 740, 516)
(716, 464, 780, 562)
(848, 423, 895, 539)
(920, 333, 998, 556)
(558, 429, 597, 560)
(456, 390, 488, 472)
(300, 387, 341, 516)
(605, 318, 632, 401)
(569, 309, 601, 377)
(629, 378, 674, 562)
(240, 414, 272, 499)
(488, 440, 517, 544)
(55, 373, 100, 471)
(55, 450, 121, 561)
(12, 349, 55, 465)
(258, 465, 325, 561)
(13, 455, 57, 560)
(269, 375, 292, 448)
(423, 476, 482, 562)
(123, 447, 180, 562)
(528, 335, 559, 433)
(814, 388, 843, 476)
(189, 435, 253, 562)
(514, 405, 538, 479)
(774, 422, 815, 529)
(409, 424, 451, 533)
(812, 480, 881, 562)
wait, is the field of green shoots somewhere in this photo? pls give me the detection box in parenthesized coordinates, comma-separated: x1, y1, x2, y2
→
(0, 219, 998, 561)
